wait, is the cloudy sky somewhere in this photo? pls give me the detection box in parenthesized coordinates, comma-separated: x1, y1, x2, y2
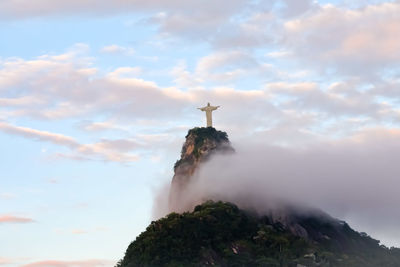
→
(1, 0, 400, 266)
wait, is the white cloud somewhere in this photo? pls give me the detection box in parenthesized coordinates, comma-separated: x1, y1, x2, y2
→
(0, 0, 247, 20)
(266, 50, 292, 58)
(75, 139, 140, 163)
(0, 122, 78, 148)
(283, 2, 400, 73)
(265, 81, 384, 118)
(146, 0, 248, 40)
(196, 51, 258, 82)
(106, 67, 142, 79)
(79, 120, 128, 132)
(170, 61, 203, 89)
(281, 0, 317, 17)
(0, 48, 185, 120)
(170, 50, 274, 86)
(1, 45, 399, 158)
(0, 121, 139, 163)
(100, 45, 135, 56)
(0, 96, 44, 107)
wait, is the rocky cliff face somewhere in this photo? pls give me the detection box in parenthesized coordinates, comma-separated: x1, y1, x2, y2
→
(168, 127, 234, 212)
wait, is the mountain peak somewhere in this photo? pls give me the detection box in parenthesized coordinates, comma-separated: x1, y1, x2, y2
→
(169, 127, 234, 213)
(175, 127, 231, 168)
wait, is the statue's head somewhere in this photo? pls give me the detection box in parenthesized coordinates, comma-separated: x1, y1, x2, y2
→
(207, 102, 210, 106)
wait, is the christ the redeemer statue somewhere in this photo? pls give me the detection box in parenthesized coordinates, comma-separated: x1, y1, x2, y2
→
(198, 102, 220, 127)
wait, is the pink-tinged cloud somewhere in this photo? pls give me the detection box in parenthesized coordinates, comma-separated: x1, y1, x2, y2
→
(71, 229, 87, 235)
(0, 215, 34, 224)
(21, 259, 113, 267)
(0, 121, 140, 163)
(0, 122, 78, 148)
(283, 2, 400, 72)
(0, 257, 12, 265)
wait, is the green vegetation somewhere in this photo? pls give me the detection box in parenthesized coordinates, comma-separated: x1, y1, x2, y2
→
(186, 127, 229, 146)
(174, 127, 230, 170)
(116, 201, 400, 266)
(187, 127, 229, 159)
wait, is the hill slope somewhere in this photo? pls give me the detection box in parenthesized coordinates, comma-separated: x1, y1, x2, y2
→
(116, 201, 400, 267)
(117, 128, 400, 266)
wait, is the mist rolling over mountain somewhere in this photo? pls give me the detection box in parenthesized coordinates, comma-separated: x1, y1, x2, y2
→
(117, 127, 400, 266)
(2, 0, 400, 265)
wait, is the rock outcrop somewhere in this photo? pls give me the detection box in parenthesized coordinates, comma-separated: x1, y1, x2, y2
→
(168, 127, 234, 212)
